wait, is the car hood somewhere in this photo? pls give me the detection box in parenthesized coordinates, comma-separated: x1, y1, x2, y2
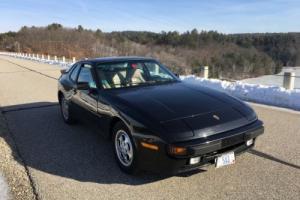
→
(108, 82, 257, 142)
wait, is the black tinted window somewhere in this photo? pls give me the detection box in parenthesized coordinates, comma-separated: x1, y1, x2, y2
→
(70, 64, 80, 82)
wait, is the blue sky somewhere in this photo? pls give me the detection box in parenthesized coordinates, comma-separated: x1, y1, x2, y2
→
(0, 0, 299, 33)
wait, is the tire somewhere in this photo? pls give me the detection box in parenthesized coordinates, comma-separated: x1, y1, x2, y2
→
(59, 94, 76, 124)
(113, 121, 138, 174)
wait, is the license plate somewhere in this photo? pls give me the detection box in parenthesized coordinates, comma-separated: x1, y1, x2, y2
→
(215, 152, 235, 168)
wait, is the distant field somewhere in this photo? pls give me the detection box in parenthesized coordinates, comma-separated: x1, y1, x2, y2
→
(242, 67, 300, 89)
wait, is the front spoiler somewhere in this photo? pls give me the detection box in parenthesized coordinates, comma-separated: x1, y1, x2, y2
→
(136, 120, 264, 174)
(174, 119, 264, 157)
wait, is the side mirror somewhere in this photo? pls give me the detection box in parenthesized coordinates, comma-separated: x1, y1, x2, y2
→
(60, 69, 67, 74)
(76, 82, 90, 90)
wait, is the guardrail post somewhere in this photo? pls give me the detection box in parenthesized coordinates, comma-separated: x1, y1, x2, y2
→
(72, 57, 76, 63)
(42, 54, 44, 60)
(62, 56, 65, 63)
(54, 56, 57, 62)
(203, 66, 209, 79)
(47, 55, 50, 61)
(283, 72, 295, 90)
(37, 54, 39, 60)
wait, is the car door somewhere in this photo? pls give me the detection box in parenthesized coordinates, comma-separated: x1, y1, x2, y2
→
(72, 63, 99, 121)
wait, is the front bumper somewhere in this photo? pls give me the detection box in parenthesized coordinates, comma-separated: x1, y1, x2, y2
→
(136, 120, 264, 174)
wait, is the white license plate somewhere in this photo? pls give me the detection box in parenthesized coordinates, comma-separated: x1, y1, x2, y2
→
(215, 152, 235, 168)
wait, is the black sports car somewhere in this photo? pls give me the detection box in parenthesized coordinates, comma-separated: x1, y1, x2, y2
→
(58, 57, 264, 174)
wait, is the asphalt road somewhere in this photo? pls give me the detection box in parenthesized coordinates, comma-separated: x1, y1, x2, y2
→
(0, 55, 299, 200)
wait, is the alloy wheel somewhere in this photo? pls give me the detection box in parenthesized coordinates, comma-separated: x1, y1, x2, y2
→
(115, 130, 134, 166)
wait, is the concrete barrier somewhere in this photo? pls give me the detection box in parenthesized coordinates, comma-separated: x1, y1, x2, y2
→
(283, 72, 295, 90)
(204, 66, 209, 79)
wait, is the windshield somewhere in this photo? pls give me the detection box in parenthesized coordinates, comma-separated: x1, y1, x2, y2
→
(95, 60, 177, 89)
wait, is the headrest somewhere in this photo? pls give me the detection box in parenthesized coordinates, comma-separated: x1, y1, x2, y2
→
(131, 63, 138, 69)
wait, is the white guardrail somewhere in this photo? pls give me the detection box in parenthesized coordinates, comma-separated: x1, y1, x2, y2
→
(1, 51, 299, 109)
(0, 51, 297, 90)
(0, 51, 76, 68)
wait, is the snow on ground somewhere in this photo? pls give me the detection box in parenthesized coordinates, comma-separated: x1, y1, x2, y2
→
(242, 67, 300, 89)
(0, 174, 9, 200)
(1, 52, 300, 111)
(181, 75, 300, 111)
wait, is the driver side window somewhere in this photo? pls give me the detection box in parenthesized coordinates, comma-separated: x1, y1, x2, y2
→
(77, 64, 96, 88)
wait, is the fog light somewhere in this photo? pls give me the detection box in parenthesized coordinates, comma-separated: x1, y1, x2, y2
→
(189, 157, 201, 165)
(246, 139, 254, 146)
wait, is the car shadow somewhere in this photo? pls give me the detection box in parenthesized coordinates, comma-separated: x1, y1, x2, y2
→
(0, 102, 202, 186)
(248, 149, 300, 170)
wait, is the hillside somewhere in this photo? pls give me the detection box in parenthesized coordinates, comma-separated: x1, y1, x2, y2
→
(1, 23, 299, 79)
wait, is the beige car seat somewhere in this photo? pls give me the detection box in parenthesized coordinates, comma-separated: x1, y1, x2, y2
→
(112, 71, 126, 88)
(131, 68, 145, 85)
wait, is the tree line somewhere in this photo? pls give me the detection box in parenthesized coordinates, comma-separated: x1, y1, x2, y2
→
(1, 23, 299, 79)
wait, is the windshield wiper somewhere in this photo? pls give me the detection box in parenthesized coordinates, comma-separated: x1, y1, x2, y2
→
(131, 79, 176, 86)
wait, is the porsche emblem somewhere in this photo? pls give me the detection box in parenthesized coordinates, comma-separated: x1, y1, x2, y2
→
(213, 115, 220, 121)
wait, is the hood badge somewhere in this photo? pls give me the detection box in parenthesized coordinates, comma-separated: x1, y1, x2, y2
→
(213, 114, 220, 121)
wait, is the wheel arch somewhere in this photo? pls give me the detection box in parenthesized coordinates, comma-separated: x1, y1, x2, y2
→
(109, 117, 123, 140)
(58, 90, 63, 103)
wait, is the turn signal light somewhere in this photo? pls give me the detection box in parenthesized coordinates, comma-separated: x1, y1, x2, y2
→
(141, 142, 159, 151)
(168, 146, 187, 156)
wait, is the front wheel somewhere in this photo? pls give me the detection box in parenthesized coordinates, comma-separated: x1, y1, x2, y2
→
(59, 95, 75, 124)
(113, 122, 138, 174)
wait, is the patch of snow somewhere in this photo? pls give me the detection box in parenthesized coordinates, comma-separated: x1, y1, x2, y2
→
(0, 174, 9, 200)
(181, 75, 300, 111)
(242, 67, 300, 89)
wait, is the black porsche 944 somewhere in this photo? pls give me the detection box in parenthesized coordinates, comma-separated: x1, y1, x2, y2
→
(58, 57, 264, 174)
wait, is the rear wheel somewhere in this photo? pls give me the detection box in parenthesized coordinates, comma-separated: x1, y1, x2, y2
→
(113, 122, 138, 174)
(60, 95, 75, 124)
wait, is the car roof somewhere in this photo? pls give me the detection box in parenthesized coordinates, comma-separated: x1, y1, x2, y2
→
(83, 56, 156, 64)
